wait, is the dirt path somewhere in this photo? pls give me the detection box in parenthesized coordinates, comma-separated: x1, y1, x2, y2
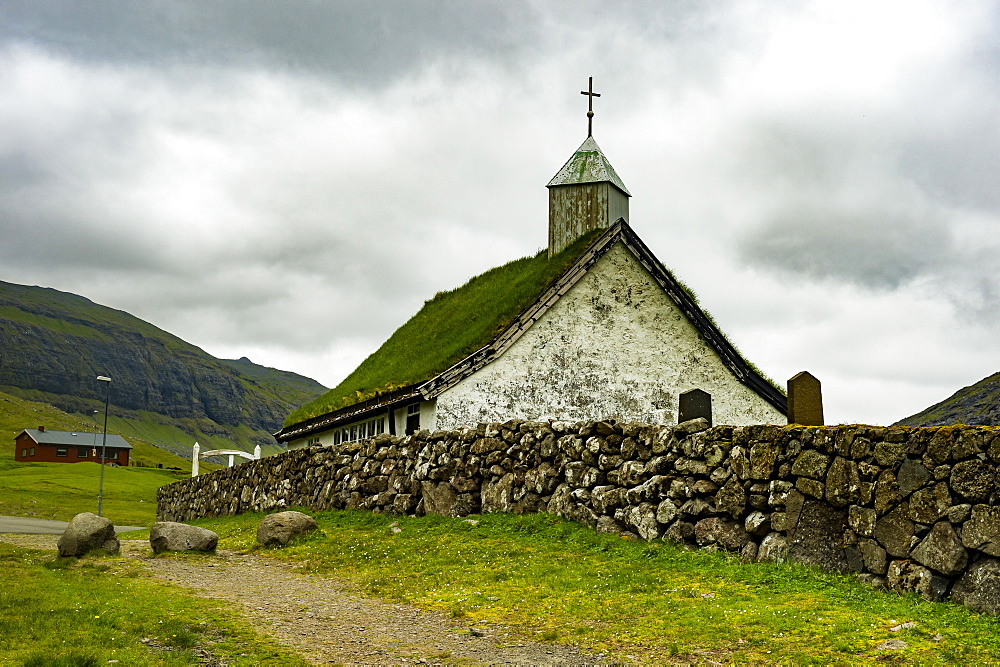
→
(1, 533, 609, 666)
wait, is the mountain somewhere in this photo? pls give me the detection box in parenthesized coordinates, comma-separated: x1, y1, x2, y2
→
(0, 280, 326, 455)
(895, 371, 1000, 427)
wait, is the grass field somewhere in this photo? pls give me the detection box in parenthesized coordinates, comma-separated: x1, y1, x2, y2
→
(0, 390, 220, 526)
(0, 541, 306, 665)
(0, 457, 174, 525)
(5, 505, 1000, 663)
(198, 509, 1000, 664)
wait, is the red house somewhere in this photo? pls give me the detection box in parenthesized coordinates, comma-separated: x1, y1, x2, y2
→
(13, 427, 132, 466)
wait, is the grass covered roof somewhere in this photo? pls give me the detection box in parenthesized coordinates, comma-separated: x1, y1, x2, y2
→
(284, 232, 602, 427)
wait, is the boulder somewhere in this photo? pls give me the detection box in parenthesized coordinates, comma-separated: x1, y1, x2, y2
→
(757, 532, 788, 562)
(910, 522, 967, 575)
(950, 460, 994, 503)
(257, 511, 319, 547)
(787, 500, 849, 571)
(962, 505, 1000, 556)
(951, 558, 1000, 614)
(150, 522, 218, 554)
(694, 517, 749, 550)
(886, 560, 949, 601)
(825, 457, 861, 507)
(873, 504, 914, 558)
(58, 512, 119, 558)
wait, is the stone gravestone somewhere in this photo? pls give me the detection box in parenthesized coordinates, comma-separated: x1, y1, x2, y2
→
(787, 371, 824, 426)
(679, 389, 712, 426)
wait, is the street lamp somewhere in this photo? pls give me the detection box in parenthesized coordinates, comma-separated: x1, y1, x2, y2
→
(96, 375, 111, 517)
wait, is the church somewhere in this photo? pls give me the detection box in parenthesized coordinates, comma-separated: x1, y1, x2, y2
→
(275, 81, 786, 449)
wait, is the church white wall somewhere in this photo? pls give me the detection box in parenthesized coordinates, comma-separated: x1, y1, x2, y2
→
(435, 242, 784, 429)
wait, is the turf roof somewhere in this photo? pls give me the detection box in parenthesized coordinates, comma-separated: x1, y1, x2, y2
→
(284, 231, 603, 427)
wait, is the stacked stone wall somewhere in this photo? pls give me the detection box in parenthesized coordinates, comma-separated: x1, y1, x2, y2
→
(158, 419, 1000, 614)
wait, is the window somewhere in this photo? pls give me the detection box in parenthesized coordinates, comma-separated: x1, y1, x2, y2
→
(306, 437, 320, 446)
(406, 403, 421, 435)
(56, 448, 68, 457)
(77, 448, 89, 458)
(21, 448, 26, 458)
(29, 447, 34, 456)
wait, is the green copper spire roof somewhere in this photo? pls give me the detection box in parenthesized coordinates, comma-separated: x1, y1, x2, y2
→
(546, 136, 631, 196)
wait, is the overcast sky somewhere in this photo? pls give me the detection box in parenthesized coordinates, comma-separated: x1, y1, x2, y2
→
(2, 0, 998, 425)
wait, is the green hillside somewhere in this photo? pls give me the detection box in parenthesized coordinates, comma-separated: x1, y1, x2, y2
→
(897, 371, 1000, 426)
(0, 280, 327, 455)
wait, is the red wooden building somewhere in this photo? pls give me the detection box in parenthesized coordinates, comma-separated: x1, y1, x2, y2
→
(13, 427, 132, 465)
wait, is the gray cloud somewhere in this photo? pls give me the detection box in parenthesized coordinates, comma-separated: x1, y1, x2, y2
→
(737, 201, 951, 289)
(3, 0, 538, 87)
(1, 0, 998, 425)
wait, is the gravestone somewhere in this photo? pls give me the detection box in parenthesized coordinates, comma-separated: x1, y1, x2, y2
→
(679, 389, 712, 426)
(787, 371, 824, 426)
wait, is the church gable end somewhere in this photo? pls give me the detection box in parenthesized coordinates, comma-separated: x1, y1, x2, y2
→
(434, 238, 785, 428)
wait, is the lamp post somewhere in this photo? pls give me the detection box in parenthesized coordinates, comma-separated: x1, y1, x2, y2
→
(96, 375, 111, 517)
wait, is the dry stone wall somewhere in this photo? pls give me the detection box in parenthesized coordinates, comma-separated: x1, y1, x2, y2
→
(158, 419, 1000, 614)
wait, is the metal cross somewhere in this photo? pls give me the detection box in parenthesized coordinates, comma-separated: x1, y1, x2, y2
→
(581, 76, 601, 137)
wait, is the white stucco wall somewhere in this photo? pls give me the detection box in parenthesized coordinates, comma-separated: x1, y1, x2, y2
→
(434, 242, 784, 429)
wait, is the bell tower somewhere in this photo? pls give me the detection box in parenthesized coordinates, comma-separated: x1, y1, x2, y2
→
(546, 77, 631, 256)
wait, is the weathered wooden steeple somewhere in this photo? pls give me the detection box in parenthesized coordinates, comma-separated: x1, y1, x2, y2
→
(546, 77, 631, 256)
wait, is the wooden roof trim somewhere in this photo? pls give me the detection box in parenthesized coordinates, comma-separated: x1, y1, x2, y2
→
(273, 386, 423, 442)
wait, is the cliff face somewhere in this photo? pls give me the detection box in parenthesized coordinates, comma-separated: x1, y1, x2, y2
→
(0, 280, 326, 447)
(896, 371, 1000, 427)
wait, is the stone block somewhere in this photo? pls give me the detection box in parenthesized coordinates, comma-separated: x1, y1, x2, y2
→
(621, 503, 661, 540)
(714, 478, 747, 518)
(874, 470, 901, 515)
(788, 500, 848, 571)
(909, 483, 951, 524)
(796, 477, 825, 499)
(257, 511, 318, 547)
(886, 560, 949, 602)
(825, 457, 861, 507)
(951, 558, 1000, 614)
(757, 532, 789, 562)
(421, 480, 458, 516)
(950, 459, 994, 503)
(745, 511, 771, 536)
(749, 443, 778, 479)
(873, 504, 914, 558)
(595, 516, 625, 534)
(859, 538, 888, 574)
(694, 517, 749, 550)
(962, 505, 1000, 556)
(655, 499, 679, 524)
(791, 450, 830, 479)
(848, 505, 877, 536)
(664, 520, 695, 543)
(911, 521, 967, 576)
(786, 371, 824, 426)
(896, 459, 931, 498)
(873, 442, 906, 468)
(768, 480, 794, 507)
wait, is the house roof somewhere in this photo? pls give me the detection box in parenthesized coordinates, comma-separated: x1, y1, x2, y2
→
(17, 429, 132, 449)
(546, 136, 631, 196)
(279, 230, 605, 435)
(275, 221, 786, 443)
